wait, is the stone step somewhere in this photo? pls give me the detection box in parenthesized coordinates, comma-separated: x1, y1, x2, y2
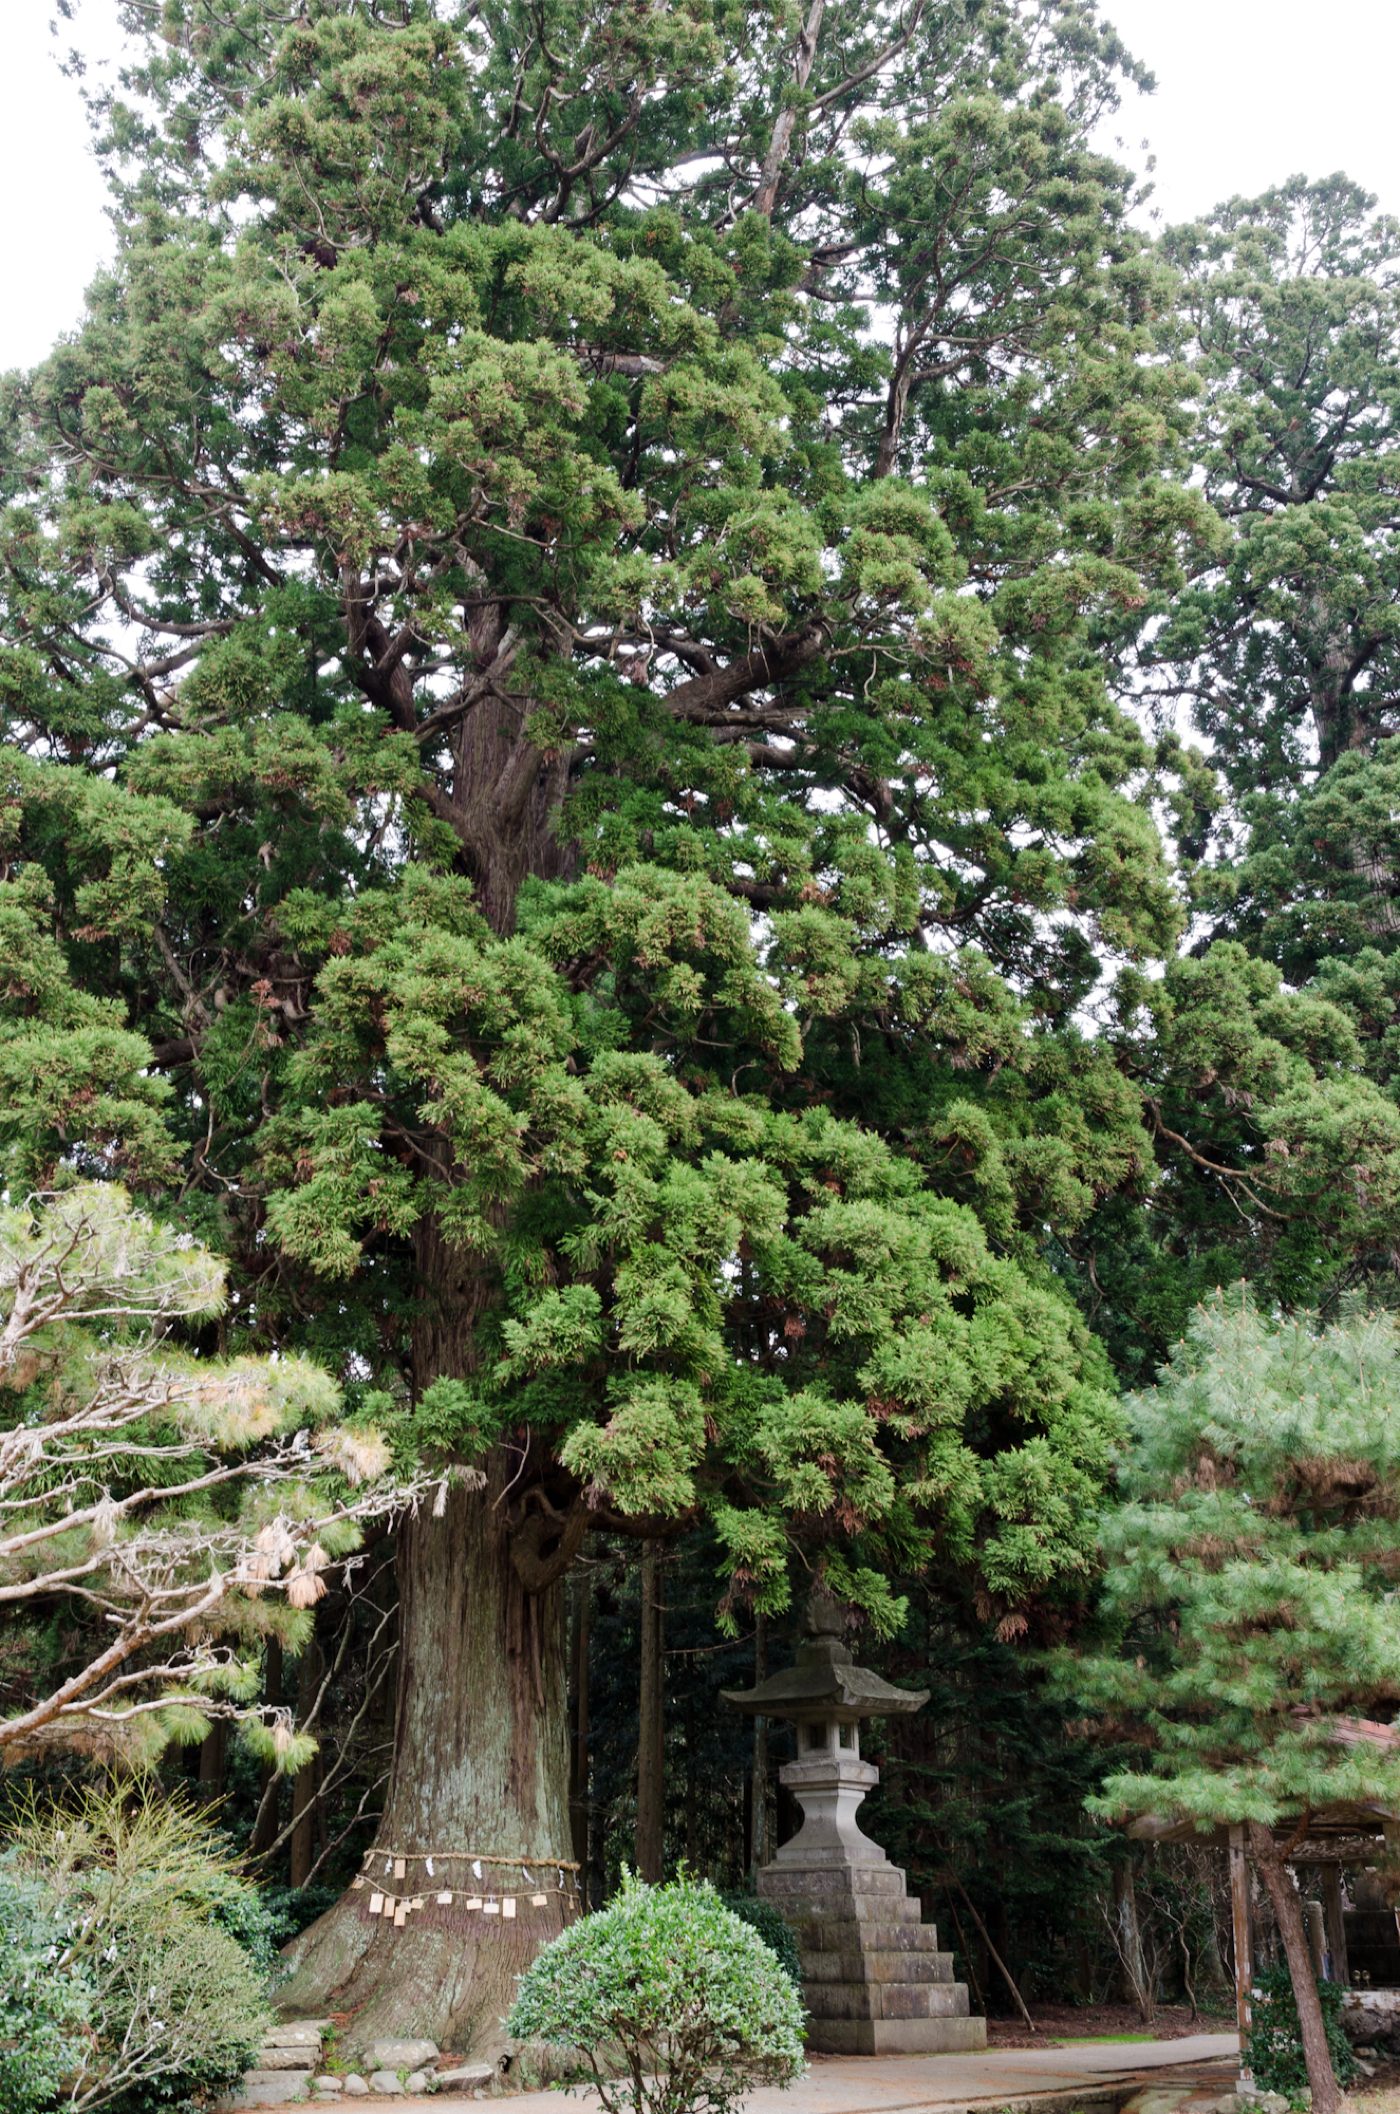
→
(808, 2015, 988, 2057)
(801, 1946, 955, 1984)
(253, 2046, 317, 2072)
(218, 2074, 314, 2110)
(265, 2021, 330, 2046)
(805, 1979, 973, 2023)
(435, 2064, 496, 2092)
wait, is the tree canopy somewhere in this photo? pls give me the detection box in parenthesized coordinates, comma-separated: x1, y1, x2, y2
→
(8, 0, 1400, 2072)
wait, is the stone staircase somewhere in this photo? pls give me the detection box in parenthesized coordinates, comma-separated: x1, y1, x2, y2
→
(759, 1858, 985, 2055)
(217, 2024, 497, 2107)
(220, 2020, 331, 2106)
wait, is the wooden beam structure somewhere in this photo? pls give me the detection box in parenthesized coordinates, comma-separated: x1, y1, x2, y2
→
(1321, 1865, 1349, 1986)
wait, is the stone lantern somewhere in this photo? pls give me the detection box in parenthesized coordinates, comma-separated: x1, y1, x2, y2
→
(724, 1591, 986, 2056)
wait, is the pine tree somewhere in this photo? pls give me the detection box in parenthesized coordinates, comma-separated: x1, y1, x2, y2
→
(3, 0, 1204, 2046)
(0, 1183, 409, 1765)
(1071, 1297, 1400, 2114)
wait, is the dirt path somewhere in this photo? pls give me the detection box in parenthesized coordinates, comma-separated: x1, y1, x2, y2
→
(410, 2029, 1241, 2114)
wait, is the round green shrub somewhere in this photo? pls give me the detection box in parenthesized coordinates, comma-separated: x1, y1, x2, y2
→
(1245, 1961, 1356, 2103)
(507, 1871, 806, 2114)
(0, 1865, 93, 2114)
(716, 1893, 801, 1988)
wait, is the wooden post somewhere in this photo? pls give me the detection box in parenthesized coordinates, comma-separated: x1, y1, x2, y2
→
(1304, 1898, 1327, 1980)
(1321, 1864, 1349, 1986)
(1229, 1826, 1254, 2086)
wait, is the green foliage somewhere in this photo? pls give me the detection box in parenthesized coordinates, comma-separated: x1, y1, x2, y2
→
(1152, 177, 1400, 808)
(1245, 1964, 1356, 2103)
(716, 1894, 801, 1989)
(247, 863, 1126, 1630)
(0, 1866, 92, 2114)
(0, 0, 1203, 1653)
(1072, 1296, 1400, 1829)
(253, 1882, 343, 1951)
(6, 1785, 272, 2114)
(1076, 177, 1400, 1355)
(507, 1873, 805, 2114)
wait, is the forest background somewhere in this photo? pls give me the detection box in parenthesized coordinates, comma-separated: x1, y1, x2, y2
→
(8, 0, 1400, 2082)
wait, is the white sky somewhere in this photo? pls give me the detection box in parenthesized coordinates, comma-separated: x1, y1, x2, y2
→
(2, 0, 1400, 371)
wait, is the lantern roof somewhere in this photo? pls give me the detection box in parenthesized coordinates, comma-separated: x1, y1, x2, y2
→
(722, 1588, 929, 1721)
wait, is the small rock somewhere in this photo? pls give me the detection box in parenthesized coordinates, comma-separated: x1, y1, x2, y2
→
(369, 2073, 405, 2096)
(343, 2081, 370, 2099)
(435, 2065, 495, 2091)
(403, 2075, 430, 2097)
(1343, 1988, 1400, 2043)
(365, 2039, 439, 2071)
(312, 2080, 344, 2095)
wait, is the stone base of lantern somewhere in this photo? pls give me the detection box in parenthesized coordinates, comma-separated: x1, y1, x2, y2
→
(758, 1855, 987, 2056)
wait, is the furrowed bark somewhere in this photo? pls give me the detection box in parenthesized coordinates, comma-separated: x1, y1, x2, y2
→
(279, 1465, 573, 2058)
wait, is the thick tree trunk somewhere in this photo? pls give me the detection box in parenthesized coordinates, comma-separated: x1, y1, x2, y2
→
(281, 1204, 575, 2060)
(280, 1466, 573, 2057)
(196, 1717, 228, 1803)
(1250, 1827, 1343, 2114)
